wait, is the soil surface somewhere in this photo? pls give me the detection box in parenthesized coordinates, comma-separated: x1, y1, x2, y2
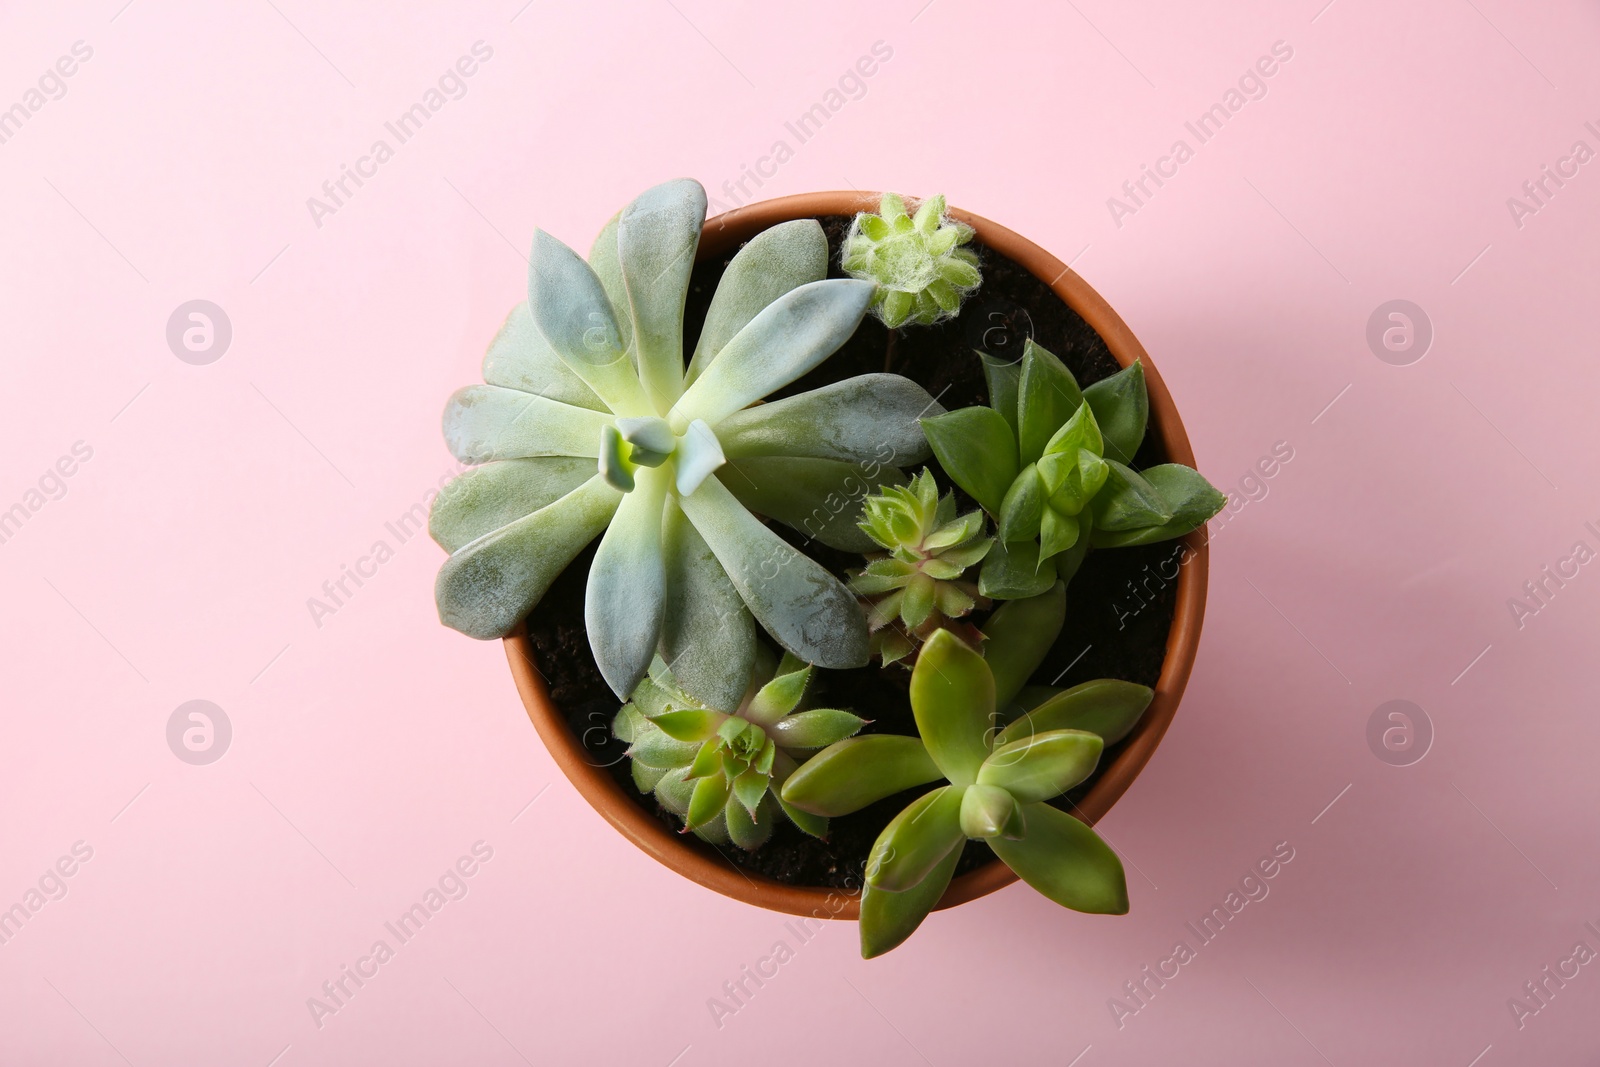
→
(524, 217, 1183, 889)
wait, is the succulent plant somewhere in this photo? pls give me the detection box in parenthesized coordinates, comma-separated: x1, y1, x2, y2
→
(430, 178, 943, 708)
(847, 469, 992, 666)
(782, 626, 1152, 957)
(920, 340, 1225, 600)
(613, 650, 865, 849)
(842, 193, 982, 328)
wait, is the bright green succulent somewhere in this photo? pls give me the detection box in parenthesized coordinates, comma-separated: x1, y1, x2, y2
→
(848, 469, 992, 666)
(782, 624, 1154, 958)
(920, 340, 1225, 600)
(842, 193, 982, 328)
(613, 650, 865, 850)
(430, 178, 943, 708)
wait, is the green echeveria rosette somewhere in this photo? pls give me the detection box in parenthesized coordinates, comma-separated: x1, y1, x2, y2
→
(842, 193, 982, 328)
(613, 650, 865, 850)
(847, 469, 993, 666)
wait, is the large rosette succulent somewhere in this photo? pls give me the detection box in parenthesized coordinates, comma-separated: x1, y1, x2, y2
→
(431, 179, 940, 708)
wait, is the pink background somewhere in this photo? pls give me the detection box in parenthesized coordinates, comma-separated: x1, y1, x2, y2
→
(3, 1, 1598, 1063)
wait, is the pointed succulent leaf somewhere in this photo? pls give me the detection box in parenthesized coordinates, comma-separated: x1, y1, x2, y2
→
(979, 581, 1065, 710)
(866, 786, 967, 892)
(747, 662, 811, 726)
(442, 386, 612, 464)
(859, 843, 960, 959)
(780, 734, 945, 817)
(997, 465, 1046, 542)
(1042, 398, 1104, 459)
(685, 772, 733, 830)
(1017, 340, 1083, 465)
(585, 466, 670, 698)
(910, 629, 995, 786)
(979, 729, 1104, 803)
(674, 419, 726, 495)
(960, 782, 1020, 839)
(648, 707, 729, 743)
(880, 290, 913, 328)
(1089, 464, 1225, 548)
(1082, 360, 1148, 463)
(585, 210, 634, 355)
(687, 219, 828, 384)
(677, 476, 868, 669)
(989, 803, 1128, 914)
(920, 406, 1019, 515)
(673, 279, 876, 428)
(755, 736, 777, 775)
(715, 374, 938, 466)
(481, 302, 608, 411)
(979, 352, 1023, 434)
(654, 766, 696, 814)
(617, 178, 705, 410)
(1038, 505, 1080, 561)
(722, 456, 907, 553)
(1092, 459, 1174, 532)
(435, 476, 621, 639)
(733, 766, 770, 818)
(632, 759, 669, 794)
(612, 703, 647, 745)
(429, 457, 595, 554)
(996, 679, 1154, 747)
(899, 573, 936, 628)
(656, 502, 757, 711)
(723, 792, 770, 850)
(528, 229, 652, 416)
(629, 726, 700, 770)
(692, 811, 731, 845)
(686, 739, 722, 780)
(771, 709, 865, 749)
(977, 538, 1057, 600)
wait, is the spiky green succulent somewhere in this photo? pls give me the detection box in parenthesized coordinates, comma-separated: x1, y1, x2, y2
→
(782, 623, 1154, 958)
(613, 650, 865, 850)
(842, 193, 981, 328)
(848, 469, 992, 666)
(430, 178, 944, 708)
(921, 340, 1226, 600)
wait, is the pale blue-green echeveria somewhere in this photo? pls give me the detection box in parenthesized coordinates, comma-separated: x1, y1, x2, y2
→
(432, 179, 941, 705)
(783, 627, 1134, 958)
(613, 649, 864, 849)
(842, 193, 981, 328)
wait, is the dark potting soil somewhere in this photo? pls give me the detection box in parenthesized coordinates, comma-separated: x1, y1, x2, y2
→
(523, 216, 1183, 890)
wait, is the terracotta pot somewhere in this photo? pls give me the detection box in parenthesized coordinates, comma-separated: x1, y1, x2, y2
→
(504, 191, 1209, 920)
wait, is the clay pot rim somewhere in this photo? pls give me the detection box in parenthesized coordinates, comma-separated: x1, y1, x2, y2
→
(504, 190, 1209, 920)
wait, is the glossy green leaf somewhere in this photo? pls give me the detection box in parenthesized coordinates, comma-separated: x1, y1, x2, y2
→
(1082, 360, 1147, 464)
(959, 782, 1020, 839)
(910, 629, 995, 786)
(618, 178, 704, 410)
(657, 502, 756, 711)
(990, 802, 1128, 913)
(746, 661, 811, 726)
(480, 302, 608, 411)
(920, 406, 1019, 515)
(978, 729, 1103, 803)
(997, 466, 1045, 542)
(687, 219, 828, 385)
(979, 581, 1065, 710)
(585, 466, 670, 698)
(977, 538, 1057, 600)
(780, 735, 945, 817)
(1092, 459, 1173, 532)
(1053, 516, 1094, 584)
(429, 457, 596, 554)
(1017, 340, 1082, 465)
(1042, 398, 1103, 460)
(1091, 464, 1225, 547)
(859, 841, 961, 958)
(686, 739, 722, 780)
(865, 786, 966, 892)
(995, 679, 1155, 747)
(770, 709, 865, 749)
(721, 456, 906, 553)
(1038, 505, 1079, 561)
(980, 352, 1022, 435)
(686, 772, 733, 830)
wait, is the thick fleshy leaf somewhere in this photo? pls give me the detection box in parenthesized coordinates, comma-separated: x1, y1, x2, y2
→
(1090, 464, 1225, 547)
(619, 178, 705, 410)
(746, 662, 811, 726)
(672, 279, 876, 428)
(979, 581, 1065, 710)
(1017, 340, 1083, 465)
(990, 803, 1128, 914)
(920, 406, 1019, 515)
(771, 709, 865, 749)
(632, 759, 668, 793)
(585, 210, 634, 356)
(649, 708, 729, 743)
(980, 352, 1022, 435)
(732, 766, 770, 817)
(960, 782, 1020, 838)
(429, 457, 595, 553)
(628, 725, 700, 770)
(779, 735, 944, 817)
(612, 703, 648, 745)
(1092, 459, 1174, 531)
(1038, 505, 1080, 560)
(480, 302, 608, 411)
(726, 792, 775, 850)
(995, 679, 1154, 747)
(717, 374, 938, 466)
(442, 385, 611, 464)
(685, 772, 732, 830)
(677, 475, 868, 669)
(528, 229, 651, 416)
(687, 219, 828, 385)
(866, 786, 966, 892)
(768, 750, 830, 839)
(585, 466, 670, 697)
(658, 502, 755, 711)
(859, 842, 961, 959)
(654, 766, 696, 813)
(977, 538, 1057, 600)
(435, 476, 621, 639)
(721, 457, 905, 553)
(997, 465, 1045, 542)
(910, 629, 995, 786)
(1082, 360, 1147, 463)
(674, 419, 726, 495)
(979, 729, 1103, 803)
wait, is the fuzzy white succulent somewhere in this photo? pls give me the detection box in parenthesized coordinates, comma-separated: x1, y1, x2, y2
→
(431, 179, 940, 707)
